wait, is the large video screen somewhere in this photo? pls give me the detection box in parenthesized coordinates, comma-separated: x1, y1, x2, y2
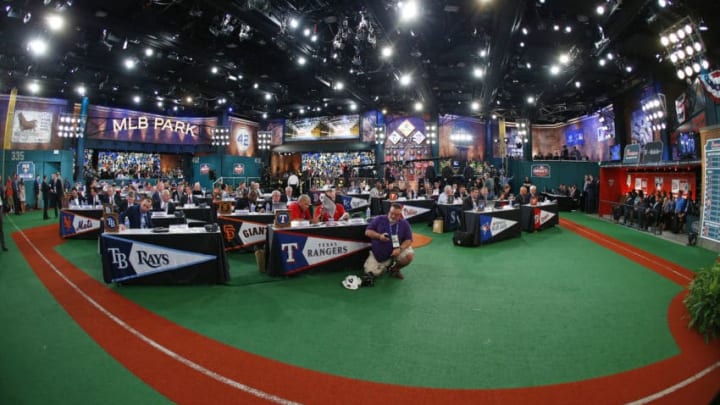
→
(285, 114, 360, 141)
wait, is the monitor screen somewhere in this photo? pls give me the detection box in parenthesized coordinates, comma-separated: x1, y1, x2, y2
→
(609, 144, 621, 161)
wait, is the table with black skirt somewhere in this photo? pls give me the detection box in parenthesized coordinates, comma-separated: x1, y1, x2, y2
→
(217, 212, 275, 251)
(463, 207, 522, 246)
(265, 221, 371, 276)
(150, 212, 188, 228)
(436, 203, 464, 233)
(100, 228, 229, 285)
(541, 193, 574, 211)
(520, 202, 559, 232)
(176, 205, 214, 225)
(60, 207, 104, 239)
(381, 199, 436, 224)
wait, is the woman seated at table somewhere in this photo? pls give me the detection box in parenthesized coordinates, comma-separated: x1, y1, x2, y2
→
(315, 189, 349, 222)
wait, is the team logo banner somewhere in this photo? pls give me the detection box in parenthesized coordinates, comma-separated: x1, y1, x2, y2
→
(60, 211, 101, 238)
(533, 208, 557, 230)
(401, 204, 431, 220)
(340, 195, 369, 211)
(103, 235, 215, 282)
(275, 231, 370, 275)
(479, 215, 518, 242)
(220, 218, 268, 250)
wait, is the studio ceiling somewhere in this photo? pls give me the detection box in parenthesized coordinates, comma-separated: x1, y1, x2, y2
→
(0, 0, 718, 124)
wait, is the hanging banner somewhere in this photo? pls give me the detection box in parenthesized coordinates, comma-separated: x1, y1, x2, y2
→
(623, 144, 641, 164)
(698, 70, 720, 103)
(643, 141, 663, 163)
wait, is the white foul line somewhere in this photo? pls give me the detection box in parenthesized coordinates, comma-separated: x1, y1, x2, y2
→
(12, 222, 301, 405)
(626, 361, 720, 405)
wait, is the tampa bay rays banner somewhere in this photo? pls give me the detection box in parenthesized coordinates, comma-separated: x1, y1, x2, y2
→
(533, 207, 557, 230)
(479, 215, 519, 243)
(275, 231, 370, 275)
(340, 195, 369, 211)
(103, 234, 216, 283)
(218, 216, 272, 250)
(60, 211, 101, 238)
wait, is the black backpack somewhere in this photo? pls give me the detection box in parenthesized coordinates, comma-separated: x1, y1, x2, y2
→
(453, 231, 475, 247)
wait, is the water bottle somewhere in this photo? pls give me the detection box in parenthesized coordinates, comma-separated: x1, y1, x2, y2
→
(366, 206, 371, 219)
(250, 203, 255, 212)
(124, 216, 130, 229)
(266, 202, 271, 212)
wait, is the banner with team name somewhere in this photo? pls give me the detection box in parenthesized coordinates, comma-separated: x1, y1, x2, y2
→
(479, 215, 519, 242)
(401, 204, 432, 220)
(274, 231, 370, 275)
(340, 195, 369, 212)
(218, 216, 273, 250)
(60, 211, 102, 238)
(533, 208, 557, 230)
(102, 234, 216, 282)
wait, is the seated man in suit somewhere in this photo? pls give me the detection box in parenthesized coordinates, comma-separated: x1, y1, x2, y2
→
(67, 189, 86, 207)
(121, 197, 153, 229)
(152, 189, 176, 213)
(265, 190, 287, 212)
(118, 190, 136, 215)
(462, 187, 482, 211)
(515, 186, 530, 205)
(280, 186, 294, 203)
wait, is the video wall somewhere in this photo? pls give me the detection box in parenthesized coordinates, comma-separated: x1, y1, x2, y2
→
(301, 151, 375, 179)
(0, 94, 67, 150)
(285, 114, 360, 141)
(84, 149, 183, 180)
(532, 106, 614, 161)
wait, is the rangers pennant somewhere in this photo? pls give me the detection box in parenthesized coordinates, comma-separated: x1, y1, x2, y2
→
(61, 211, 101, 237)
(401, 204, 431, 220)
(104, 235, 215, 282)
(277, 232, 370, 275)
(479, 215, 517, 242)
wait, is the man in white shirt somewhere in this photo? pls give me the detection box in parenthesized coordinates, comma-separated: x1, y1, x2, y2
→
(287, 171, 299, 195)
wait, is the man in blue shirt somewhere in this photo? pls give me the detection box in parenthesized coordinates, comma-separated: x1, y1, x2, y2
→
(364, 202, 414, 280)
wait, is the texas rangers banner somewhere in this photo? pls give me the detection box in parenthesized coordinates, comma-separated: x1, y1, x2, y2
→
(479, 215, 518, 243)
(60, 211, 101, 238)
(340, 195, 369, 212)
(533, 208, 557, 230)
(102, 234, 216, 283)
(218, 216, 272, 251)
(699, 70, 720, 103)
(274, 231, 370, 275)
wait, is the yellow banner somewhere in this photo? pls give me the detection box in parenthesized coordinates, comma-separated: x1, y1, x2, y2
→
(3, 88, 17, 150)
(498, 118, 506, 157)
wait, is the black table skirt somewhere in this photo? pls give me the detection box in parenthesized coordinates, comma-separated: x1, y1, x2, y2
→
(463, 208, 522, 246)
(217, 213, 275, 251)
(520, 203, 559, 232)
(436, 204, 464, 233)
(100, 230, 229, 285)
(265, 223, 370, 276)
